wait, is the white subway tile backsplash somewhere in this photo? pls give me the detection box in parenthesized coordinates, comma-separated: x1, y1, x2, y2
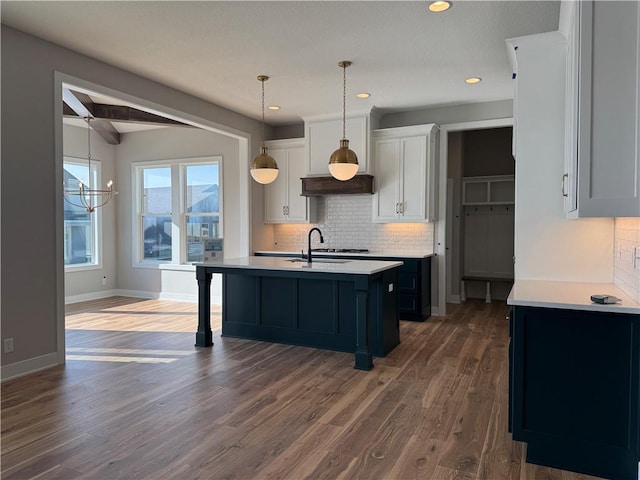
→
(272, 196, 434, 255)
(614, 218, 640, 303)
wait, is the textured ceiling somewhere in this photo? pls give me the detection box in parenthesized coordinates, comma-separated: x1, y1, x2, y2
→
(2, 1, 560, 126)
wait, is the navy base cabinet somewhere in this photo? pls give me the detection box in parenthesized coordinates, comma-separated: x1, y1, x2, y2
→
(196, 263, 401, 370)
(255, 253, 432, 322)
(510, 306, 640, 480)
(394, 257, 431, 321)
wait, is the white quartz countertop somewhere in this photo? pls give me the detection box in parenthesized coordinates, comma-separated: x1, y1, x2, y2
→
(198, 256, 404, 275)
(254, 250, 434, 259)
(507, 280, 640, 314)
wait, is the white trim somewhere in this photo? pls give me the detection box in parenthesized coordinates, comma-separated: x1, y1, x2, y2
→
(113, 289, 221, 305)
(1, 353, 59, 382)
(65, 289, 119, 304)
(131, 156, 223, 268)
(437, 117, 514, 316)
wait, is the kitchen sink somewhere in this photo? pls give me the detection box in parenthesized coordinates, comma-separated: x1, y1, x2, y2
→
(287, 258, 349, 264)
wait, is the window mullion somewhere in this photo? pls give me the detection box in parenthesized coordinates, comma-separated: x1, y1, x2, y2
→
(172, 165, 182, 263)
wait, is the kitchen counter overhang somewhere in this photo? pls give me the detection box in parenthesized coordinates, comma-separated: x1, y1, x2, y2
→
(195, 256, 403, 370)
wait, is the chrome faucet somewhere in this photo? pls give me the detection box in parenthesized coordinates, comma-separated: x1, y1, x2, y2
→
(307, 227, 324, 264)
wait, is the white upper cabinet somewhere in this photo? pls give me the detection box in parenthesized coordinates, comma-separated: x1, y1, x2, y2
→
(372, 124, 439, 223)
(565, 0, 640, 217)
(305, 113, 377, 176)
(264, 139, 315, 224)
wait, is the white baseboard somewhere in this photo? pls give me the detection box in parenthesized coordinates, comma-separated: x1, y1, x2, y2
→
(65, 289, 118, 304)
(67, 289, 222, 306)
(114, 289, 159, 300)
(1, 353, 59, 382)
(447, 294, 461, 304)
(158, 292, 198, 303)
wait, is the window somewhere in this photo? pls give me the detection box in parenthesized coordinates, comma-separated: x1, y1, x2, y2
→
(134, 157, 222, 266)
(63, 158, 100, 268)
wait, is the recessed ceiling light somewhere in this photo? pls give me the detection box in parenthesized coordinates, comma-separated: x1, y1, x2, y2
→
(465, 77, 482, 84)
(428, 1, 451, 13)
(356, 92, 371, 99)
(267, 105, 281, 111)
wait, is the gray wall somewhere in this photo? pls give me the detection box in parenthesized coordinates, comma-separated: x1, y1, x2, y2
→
(380, 100, 513, 129)
(1, 25, 267, 376)
(271, 101, 514, 141)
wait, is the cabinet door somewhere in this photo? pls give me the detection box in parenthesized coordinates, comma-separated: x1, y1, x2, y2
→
(285, 147, 309, 222)
(563, 5, 579, 215)
(577, 1, 640, 216)
(372, 138, 401, 222)
(512, 307, 640, 479)
(307, 116, 369, 176)
(264, 148, 288, 223)
(400, 135, 427, 221)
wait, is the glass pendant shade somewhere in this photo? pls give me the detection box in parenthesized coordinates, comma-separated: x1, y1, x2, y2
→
(329, 139, 359, 181)
(250, 146, 279, 184)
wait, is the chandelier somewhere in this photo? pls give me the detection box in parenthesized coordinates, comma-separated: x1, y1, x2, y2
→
(64, 116, 116, 213)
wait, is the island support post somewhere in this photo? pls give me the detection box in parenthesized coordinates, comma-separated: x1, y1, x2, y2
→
(195, 266, 213, 347)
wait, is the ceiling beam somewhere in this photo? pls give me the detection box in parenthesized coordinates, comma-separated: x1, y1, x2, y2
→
(91, 104, 191, 127)
(62, 88, 120, 145)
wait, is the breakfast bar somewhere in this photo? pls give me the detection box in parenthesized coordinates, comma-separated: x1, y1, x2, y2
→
(195, 256, 403, 370)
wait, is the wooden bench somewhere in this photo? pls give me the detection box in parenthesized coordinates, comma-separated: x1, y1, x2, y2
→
(461, 276, 514, 303)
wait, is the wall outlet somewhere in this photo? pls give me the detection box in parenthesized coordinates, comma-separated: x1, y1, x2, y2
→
(3, 338, 14, 353)
(102, 276, 107, 286)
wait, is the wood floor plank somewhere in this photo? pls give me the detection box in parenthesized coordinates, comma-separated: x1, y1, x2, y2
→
(0, 297, 606, 480)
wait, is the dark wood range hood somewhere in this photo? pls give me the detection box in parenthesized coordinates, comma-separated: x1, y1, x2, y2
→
(300, 174, 374, 197)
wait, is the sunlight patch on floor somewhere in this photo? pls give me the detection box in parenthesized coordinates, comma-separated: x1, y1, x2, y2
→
(67, 347, 195, 356)
(66, 354, 179, 364)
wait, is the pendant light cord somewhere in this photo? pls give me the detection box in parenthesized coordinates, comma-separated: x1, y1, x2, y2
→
(261, 78, 266, 147)
(342, 63, 346, 140)
(86, 116, 93, 209)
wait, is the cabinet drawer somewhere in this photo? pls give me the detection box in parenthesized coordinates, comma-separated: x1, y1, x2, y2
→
(398, 259, 419, 273)
(399, 294, 417, 311)
(398, 273, 418, 292)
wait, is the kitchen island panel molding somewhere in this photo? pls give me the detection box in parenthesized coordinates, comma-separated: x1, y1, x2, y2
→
(196, 257, 401, 369)
(255, 251, 432, 321)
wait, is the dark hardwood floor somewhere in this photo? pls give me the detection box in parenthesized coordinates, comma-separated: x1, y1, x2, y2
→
(1, 297, 602, 479)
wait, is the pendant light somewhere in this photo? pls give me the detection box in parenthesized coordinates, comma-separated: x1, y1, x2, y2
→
(63, 116, 116, 212)
(250, 75, 279, 185)
(329, 60, 359, 181)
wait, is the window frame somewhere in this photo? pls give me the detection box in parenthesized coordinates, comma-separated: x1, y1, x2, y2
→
(63, 155, 103, 272)
(132, 156, 223, 269)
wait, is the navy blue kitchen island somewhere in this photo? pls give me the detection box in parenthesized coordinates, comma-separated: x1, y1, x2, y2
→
(195, 256, 403, 370)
